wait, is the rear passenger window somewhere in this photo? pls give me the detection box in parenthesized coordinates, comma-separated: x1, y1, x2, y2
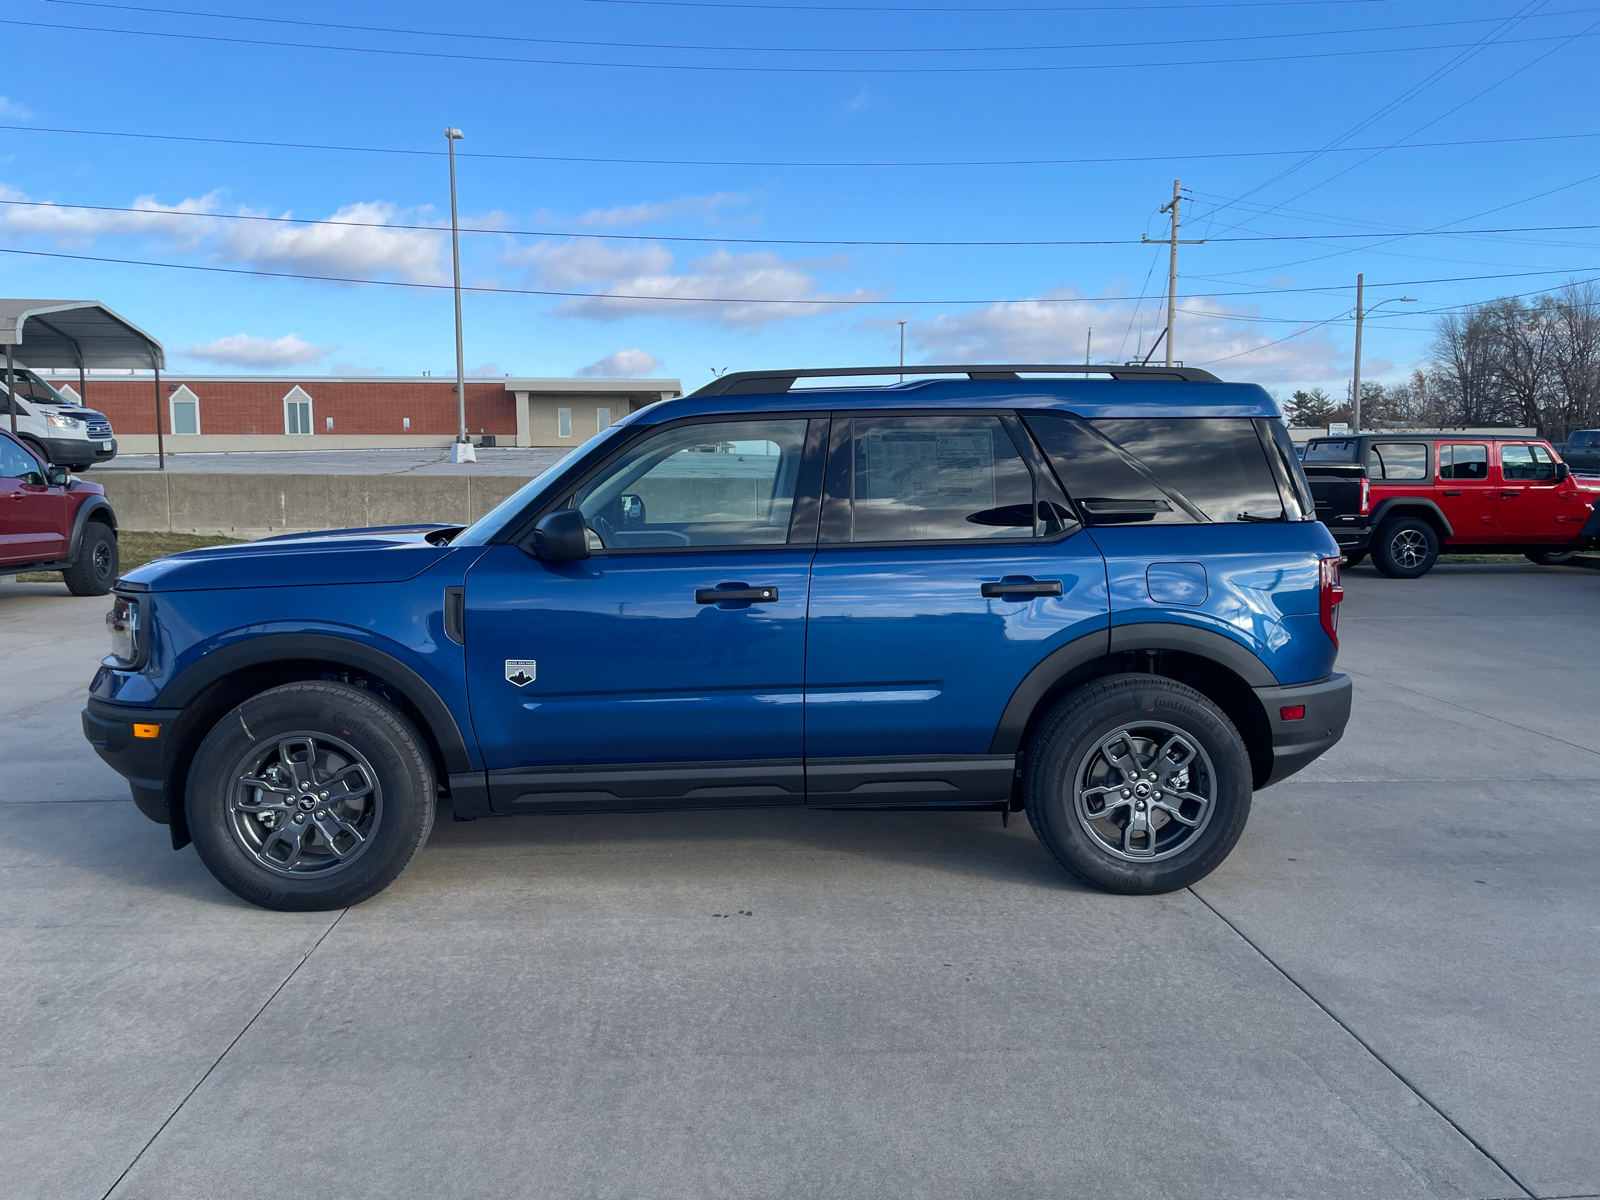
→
(843, 415, 1035, 542)
(1368, 442, 1428, 480)
(1439, 444, 1488, 481)
(1022, 413, 1186, 524)
(1091, 418, 1285, 523)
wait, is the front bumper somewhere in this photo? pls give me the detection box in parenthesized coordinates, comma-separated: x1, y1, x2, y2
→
(82, 698, 181, 824)
(40, 434, 117, 466)
(1253, 673, 1353, 787)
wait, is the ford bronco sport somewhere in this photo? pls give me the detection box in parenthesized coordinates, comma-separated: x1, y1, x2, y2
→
(83, 365, 1352, 910)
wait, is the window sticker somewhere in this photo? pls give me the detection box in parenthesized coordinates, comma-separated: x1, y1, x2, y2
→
(860, 427, 997, 510)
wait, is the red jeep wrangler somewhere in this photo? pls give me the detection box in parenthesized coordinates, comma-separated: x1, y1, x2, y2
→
(1302, 432, 1600, 578)
(0, 427, 120, 595)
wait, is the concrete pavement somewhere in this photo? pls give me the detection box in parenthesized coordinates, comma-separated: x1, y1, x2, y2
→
(2, 562, 1596, 1199)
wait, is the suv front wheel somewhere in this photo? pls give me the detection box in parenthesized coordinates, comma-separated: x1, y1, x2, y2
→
(186, 681, 436, 911)
(1023, 674, 1253, 894)
(1371, 516, 1439, 578)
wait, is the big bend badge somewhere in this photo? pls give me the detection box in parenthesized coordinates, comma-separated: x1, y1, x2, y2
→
(504, 660, 537, 687)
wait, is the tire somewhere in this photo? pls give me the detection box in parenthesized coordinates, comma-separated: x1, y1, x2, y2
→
(66, 464, 91, 473)
(62, 520, 118, 596)
(1342, 550, 1367, 567)
(1525, 549, 1577, 566)
(1371, 517, 1439, 578)
(186, 681, 436, 911)
(1023, 674, 1254, 895)
(19, 435, 51, 466)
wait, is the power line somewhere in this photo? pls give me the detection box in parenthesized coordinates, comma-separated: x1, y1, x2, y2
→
(7, 16, 1599, 75)
(4, 196, 1597, 248)
(4, 120, 1596, 170)
(2, 243, 1593, 305)
(45, 0, 1600, 56)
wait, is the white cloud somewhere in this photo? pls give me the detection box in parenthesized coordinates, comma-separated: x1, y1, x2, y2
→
(907, 288, 1341, 383)
(186, 333, 331, 368)
(0, 97, 33, 121)
(0, 184, 447, 283)
(468, 362, 503, 377)
(566, 192, 756, 228)
(526, 245, 881, 329)
(579, 349, 664, 377)
(846, 90, 872, 111)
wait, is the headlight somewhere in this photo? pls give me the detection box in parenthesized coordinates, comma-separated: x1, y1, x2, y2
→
(106, 596, 139, 665)
(45, 410, 81, 429)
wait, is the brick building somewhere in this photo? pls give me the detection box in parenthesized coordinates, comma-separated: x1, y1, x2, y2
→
(39, 373, 681, 453)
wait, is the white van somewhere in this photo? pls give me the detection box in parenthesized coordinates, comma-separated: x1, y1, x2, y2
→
(0, 365, 117, 470)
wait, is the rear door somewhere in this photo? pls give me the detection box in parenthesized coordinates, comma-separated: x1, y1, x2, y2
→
(802, 411, 1107, 806)
(464, 415, 826, 812)
(1495, 442, 1569, 543)
(1434, 443, 1497, 541)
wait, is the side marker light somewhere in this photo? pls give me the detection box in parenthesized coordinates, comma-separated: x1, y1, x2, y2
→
(133, 723, 161, 739)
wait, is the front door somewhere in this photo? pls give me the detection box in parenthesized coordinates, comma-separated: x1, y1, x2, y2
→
(465, 416, 825, 812)
(0, 438, 66, 565)
(1494, 442, 1569, 544)
(1434, 443, 1497, 542)
(803, 412, 1108, 805)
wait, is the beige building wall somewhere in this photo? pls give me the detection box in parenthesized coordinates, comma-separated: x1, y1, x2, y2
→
(514, 392, 666, 447)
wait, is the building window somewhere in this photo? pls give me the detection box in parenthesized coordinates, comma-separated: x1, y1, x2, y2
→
(558, 407, 572, 438)
(284, 386, 314, 435)
(170, 385, 201, 435)
(595, 406, 612, 432)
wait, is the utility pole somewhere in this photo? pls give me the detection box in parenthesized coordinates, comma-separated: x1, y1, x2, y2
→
(1085, 326, 1092, 364)
(1351, 276, 1417, 434)
(1142, 180, 1205, 367)
(446, 126, 474, 464)
(898, 319, 906, 381)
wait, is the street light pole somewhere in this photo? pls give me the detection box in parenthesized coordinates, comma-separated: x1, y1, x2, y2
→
(1351, 275, 1417, 433)
(446, 126, 474, 464)
(898, 320, 906, 381)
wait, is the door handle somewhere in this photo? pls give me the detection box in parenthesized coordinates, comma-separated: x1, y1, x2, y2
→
(695, 586, 779, 604)
(1500, 491, 1520, 498)
(981, 578, 1063, 598)
(1441, 490, 1462, 496)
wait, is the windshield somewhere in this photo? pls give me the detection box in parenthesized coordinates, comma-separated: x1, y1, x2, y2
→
(0, 369, 72, 406)
(452, 424, 634, 545)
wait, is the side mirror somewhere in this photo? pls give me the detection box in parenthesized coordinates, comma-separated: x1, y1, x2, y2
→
(1554, 461, 1570, 481)
(620, 493, 646, 524)
(46, 465, 71, 487)
(530, 509, 591, 560)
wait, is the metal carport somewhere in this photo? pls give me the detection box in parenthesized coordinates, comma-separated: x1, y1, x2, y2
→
(0, 299, 169, 467)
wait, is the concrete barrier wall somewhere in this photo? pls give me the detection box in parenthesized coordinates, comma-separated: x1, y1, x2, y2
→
(96, 474, 529, 538)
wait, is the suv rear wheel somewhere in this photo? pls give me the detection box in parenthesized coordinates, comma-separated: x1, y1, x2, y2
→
(186, 681, 436, 911)
(1023, 674, 1253, 894)
(1372, 516, 1439, 578)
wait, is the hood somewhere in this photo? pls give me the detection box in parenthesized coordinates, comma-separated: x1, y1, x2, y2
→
(118, 524, 468, 593)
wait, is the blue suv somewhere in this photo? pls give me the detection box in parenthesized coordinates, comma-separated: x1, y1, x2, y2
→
(83, 365, 1351, 910)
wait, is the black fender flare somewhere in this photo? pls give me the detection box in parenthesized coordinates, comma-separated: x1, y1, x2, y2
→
(67, 495, 117, 562)
(988, 629, 1110, 755)
(1371, 497, 1454, 539)
(157, 632, 474, 774)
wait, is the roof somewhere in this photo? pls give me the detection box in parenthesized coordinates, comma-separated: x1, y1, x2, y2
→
(692, 364, 1218, 396)
(1305, 430, 1544, 441)
(0, 300, 165, 369)
(648, 374, 1279, 423)
(37, 371, 681, 395)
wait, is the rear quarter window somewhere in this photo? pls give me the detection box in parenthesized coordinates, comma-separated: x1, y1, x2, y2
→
(1368, 442, 1429, 480)
(1303, 440, 1357, 462)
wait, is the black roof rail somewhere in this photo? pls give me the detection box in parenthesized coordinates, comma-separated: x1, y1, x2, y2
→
(690, 362, 1221, 397)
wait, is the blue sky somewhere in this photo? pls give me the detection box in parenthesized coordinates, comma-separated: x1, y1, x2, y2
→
(1, 0, 1596, 395)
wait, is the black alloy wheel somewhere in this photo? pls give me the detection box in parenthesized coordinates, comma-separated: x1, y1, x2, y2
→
(62, 521, 118, 596)
(186, 681, 436, 911)
(1371, 517, 1439, 579)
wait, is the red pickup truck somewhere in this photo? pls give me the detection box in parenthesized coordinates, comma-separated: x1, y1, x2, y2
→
(1302, 432, 1600, 577)
(0, 428, 120, 595)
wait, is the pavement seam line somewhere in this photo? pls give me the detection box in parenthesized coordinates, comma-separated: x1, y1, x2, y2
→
(1342, 665, 1600, 760)
(98, 907, 350, 1200)
(1186, 886, 1538, 1200)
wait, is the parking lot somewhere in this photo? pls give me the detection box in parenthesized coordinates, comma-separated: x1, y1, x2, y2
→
(3, 562, 1596, 1200)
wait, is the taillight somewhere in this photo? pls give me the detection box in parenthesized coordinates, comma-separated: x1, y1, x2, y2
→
(1319, 556, 1344, 648)
(1359, 477, 1371, 515)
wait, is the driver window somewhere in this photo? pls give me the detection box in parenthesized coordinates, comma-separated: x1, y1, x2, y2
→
(0, 438, 45, 485)
(1501, 443, 1555, 481)
(575, 419, 810, 549)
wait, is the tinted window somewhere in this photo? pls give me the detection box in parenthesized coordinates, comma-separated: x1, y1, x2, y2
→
(1023, 413, 1186, 525)
(1439, 444, 1488, 481)
(845, 415, 1034, 542)
(0, 438, 44, 482)
(1091, 418, 1285, 522)
(576, 419, 809, 549)
(1501, 443, 1556, 481)
(1303, 440, 1358, 462)
(1368, 442, 1428, 481)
